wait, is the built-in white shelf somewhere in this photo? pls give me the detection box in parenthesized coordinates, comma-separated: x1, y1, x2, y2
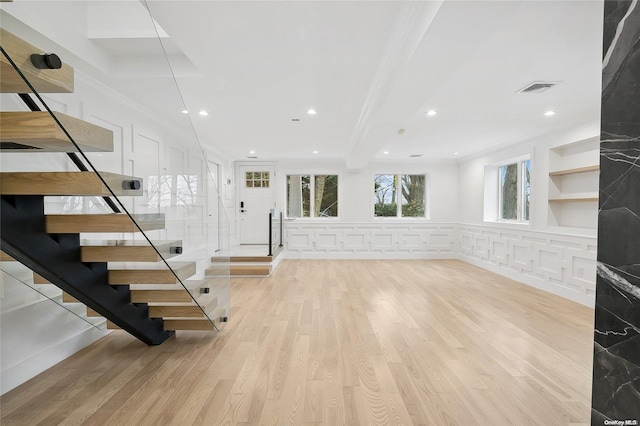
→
(548, 137, 599, 229)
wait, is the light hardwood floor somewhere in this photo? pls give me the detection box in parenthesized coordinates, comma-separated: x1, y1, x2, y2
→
(0, 259, 594, 425)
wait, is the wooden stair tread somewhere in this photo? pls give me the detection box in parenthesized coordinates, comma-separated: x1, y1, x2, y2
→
(0, 172, 143, 196)
(0, 28, 74, 94)
(130, 289, 192, 303)
(62, 292, 79, 303)
(80, 239, 182, 262)
(206, 264, 271, 276)
(211, 255, 272, 263)
(129, 279, 210, 292)
(0, 250, 16, 261)
(163, 318, 217, 331)
(108, 261, 196, 284)
(45, 213, 165, 233)
(129, 279, 213, 303)
(163, 307, 226, 330)
(0, 111, 113, 152)
(33, 272, 49, 284)
(148, 295, 217, 318)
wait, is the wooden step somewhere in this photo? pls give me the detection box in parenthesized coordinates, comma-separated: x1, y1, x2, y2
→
(62, 292, 79, 303)
(163, 318, 217, 331)
(206, 264, 271, 276)
(211, 255, 272, 263)
(108, 261, 196, 285)
(0, 111, 113, 152)
(129, 279, 212, 303)
(148, 295, 217, 318)
(80, 240, 182, 262)
(0, 172, 143, 196)
(45, 213, 165, 233)
(107, 321, 121, 330)
(0, 28, 74, 94)
(130, 288, 192, 303)
(90, 293, 215, 318)
(33, 272, 49, 284)
(0, 250, 15, 261)
(163, 307, 226, 330)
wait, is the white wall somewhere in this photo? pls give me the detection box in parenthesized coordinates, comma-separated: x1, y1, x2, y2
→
(268, 159, 459, 258)
(456, 121, 600, 307)
(261, 121, 600, 307)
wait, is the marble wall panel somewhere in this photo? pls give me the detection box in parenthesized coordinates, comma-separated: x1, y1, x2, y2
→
(592, 1, 640, 423)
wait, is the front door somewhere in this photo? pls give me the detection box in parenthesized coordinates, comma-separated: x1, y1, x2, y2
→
(239, 164, 276, 244)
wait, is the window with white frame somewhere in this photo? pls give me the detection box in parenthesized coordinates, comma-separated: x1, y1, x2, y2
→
(286, 174, 338, 218)
(374, 174, 426, 218)
(494, 158, 530, 222)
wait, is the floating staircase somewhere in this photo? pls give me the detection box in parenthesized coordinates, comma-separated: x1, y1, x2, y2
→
(0, 29, 223, 345)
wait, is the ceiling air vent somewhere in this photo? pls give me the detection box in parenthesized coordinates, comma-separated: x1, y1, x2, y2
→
(410, 154, 423, 158)
(517, 81, 560, 94)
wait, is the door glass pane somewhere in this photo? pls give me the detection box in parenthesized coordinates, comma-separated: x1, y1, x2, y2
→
(245, 171, 269, 188)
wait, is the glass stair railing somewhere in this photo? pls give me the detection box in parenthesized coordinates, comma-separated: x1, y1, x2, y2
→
(1, 261, 104, 330)
(0, 5, 231, 344)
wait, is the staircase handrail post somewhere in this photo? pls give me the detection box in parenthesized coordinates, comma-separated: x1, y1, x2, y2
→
(279, 211, 283, 247)
(268, 211, 273, 257)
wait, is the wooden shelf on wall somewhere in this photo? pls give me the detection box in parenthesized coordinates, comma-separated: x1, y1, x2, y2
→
(549, 197, 598, 203)
(549, 165, 599, 176)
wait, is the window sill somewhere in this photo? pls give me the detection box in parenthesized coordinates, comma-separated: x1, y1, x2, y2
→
(374, 217, 431, 221)
(285, 217, 340, 221)
(484, 220, 530, 226)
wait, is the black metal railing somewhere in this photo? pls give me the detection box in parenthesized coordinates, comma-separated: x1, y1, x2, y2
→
(268, 209, 283, 257)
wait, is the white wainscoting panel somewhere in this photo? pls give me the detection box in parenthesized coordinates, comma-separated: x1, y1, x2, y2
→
(284, 222, 457, 259)
(283, 221, 596, 306)
(457, 224, 597, 307)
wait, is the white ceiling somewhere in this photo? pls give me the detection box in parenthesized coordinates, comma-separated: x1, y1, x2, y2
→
(2, 1, 604, 168)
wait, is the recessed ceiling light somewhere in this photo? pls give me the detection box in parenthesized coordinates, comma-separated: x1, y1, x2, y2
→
(426, 110, 437, 116)
(199, 110, 208, 116)
(453, 151, 459, 155)
(383, 151, 389, 155)
(307, 109, 317, 115)
(313, 150, 318, 154)
(181, 110, 188, 114)
(249, 150, 255, 154)
(544, 110, 556, 116)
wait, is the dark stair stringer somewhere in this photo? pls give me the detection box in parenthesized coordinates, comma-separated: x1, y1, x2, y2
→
(0, 194, 174, 345)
